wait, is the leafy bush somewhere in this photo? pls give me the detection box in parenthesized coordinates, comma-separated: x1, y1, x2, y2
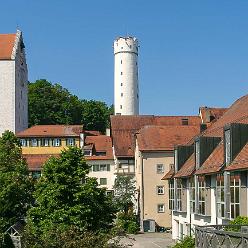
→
(116, 212, 139, 234)
(170, 236, 195, 248)
(225, 216, 248, 232)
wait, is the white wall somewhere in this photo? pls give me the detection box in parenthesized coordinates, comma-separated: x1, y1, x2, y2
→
(114, 37, 139, 115)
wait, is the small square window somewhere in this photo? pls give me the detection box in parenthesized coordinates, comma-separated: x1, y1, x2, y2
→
(100, 178, 107, 185)
(157, 164, 164, 174)
(157, 204, 165, 213)
(182, 118, 189, 125)
(157, 186, 165, 195)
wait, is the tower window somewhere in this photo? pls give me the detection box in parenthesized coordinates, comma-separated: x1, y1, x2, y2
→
(121, 93, 123, 97)
(121, 72, 123, 75)
(120, 105, 122, 109)
(121, 83, 123, 86)
(121, 47, 123, 49)
(121, 60, 122, 64)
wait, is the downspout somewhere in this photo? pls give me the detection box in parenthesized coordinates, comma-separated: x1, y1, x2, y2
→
(141, 154, 145, 232)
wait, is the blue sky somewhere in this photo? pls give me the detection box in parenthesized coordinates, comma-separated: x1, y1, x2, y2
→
(1, 1, 248, 115)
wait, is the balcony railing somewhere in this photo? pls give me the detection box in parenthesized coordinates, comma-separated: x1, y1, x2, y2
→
(195, 225, 248, 248)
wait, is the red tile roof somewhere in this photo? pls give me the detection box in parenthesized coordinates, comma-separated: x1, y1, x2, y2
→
(0, 33, 16, 60)
(84, 135, 113, 160)
(225, 142, 248, 171)
(137, 125, 200, 151)
(161, 168, 175, 180)
(200, 107, 227, 124)
(195, 141, 224, 175)
(23, 154, 59, 171)
(111, 115, 201, 157)
(17, 125, 83, 137)
(174, 153, 195, 178)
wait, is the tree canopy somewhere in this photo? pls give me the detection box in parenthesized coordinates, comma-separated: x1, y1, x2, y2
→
(25, 146, 116, 246)
(0, 131, 33, 233)
(28, 79, 113, 133)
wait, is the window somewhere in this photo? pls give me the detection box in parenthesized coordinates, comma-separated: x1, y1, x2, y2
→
(157, 204, 165, 213)
(225, 129, 231, 165)
(96, 151, 106, 156)
(189, 177, 196, 213)
(121, 72, 123, 75)
(120, 105, 122, 109)
(157, 186, 165, 195)
(41, 138, 50, 147)
(176, 179, 182, 211)
(100, 164, 110, 171)
(198, 176, 205, 215)
(20, 139, 27, 147)
(230, 172, 240, 219)
(93, 165, 99, 171)
(30, 139, 38, 147)
(121, 83, 123, 86)
(84, 150, 91, 156)
(121, 60, 122, 64)
(66, 138, 75, 146)
(195, 141, 200, 168)
(53, 138, 61, 147)
(169, 179, 175, 210)
(216, 174, 225, 218)
(156, 164, 164, 174)
(182, 118, 189, 125)
(121, 93, 123, 97)
(100, 178, 107, 185)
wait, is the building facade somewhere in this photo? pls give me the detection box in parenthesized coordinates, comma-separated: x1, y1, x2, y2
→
(0, 30, 28, 135)
(114, 36, 139, 115)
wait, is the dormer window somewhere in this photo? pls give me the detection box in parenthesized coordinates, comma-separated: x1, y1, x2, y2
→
(84, 150, 91, 156)
(195, 141, 200, 168)
(225, 129, 231, 165)
(96, 151, 106, 156)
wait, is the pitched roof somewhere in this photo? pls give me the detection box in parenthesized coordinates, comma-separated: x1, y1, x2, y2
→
(161, 168, 174, 180)
(199, 107, 227, 124)
(111, 115, 201, 157)
(23, 154, 58, 170)
(225, 142, 248, 171)
(0, 33, 16, 60)
(201, 95, 248, 137)
(17, 125, 83, 137)
(195, 141, 224, 175)
(174, 153, 195, 178)
(137, 125, 200, 151)
(84, 135, 113, 160)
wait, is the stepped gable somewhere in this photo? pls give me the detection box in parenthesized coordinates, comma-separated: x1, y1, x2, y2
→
(0, 33, 16, 60)
(136, 125, 200, 151)
(111, 115, 201, 157)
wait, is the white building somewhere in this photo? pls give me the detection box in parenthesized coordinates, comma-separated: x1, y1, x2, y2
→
(0, 30, 28, 135)
(114, 36, 139, 115)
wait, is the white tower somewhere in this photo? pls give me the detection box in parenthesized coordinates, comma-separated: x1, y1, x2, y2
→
(114, 36, 139, 115)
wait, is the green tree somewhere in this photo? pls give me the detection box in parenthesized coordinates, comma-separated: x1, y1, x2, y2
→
(113, 175, 136, 214)
(0, 131, 33, 233)
(28, 79, 113, 132)
(25, 147, 116, 246)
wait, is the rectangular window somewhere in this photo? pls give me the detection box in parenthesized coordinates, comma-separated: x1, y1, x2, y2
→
(30, 139, 38, 147)
(157, 204, 165, 213)
(93, 164, 100, 172)
(230, 172, 240, 219)
(121, 83, 123, 86)
(156, 164, 164, 174)
(195, 141, 200, 168)
(169, 179, 175, 210)
(176, 179, 182, 211)
(84, 150, 91, 156)
(53, 138, 61, 147)
(216, 174, 225, 218)
(189, 177, 196, 213)
(99, 164, 110, 171)
(182, 118, 189, 125)
(121, 72, 123, 75)
(121, 93, 123, 97)
(121, 60, 122, 64)
(20, 139, 27, 147)
(120, 105, 122, 109)
(41, 138, 50, 147)
(100, 178, 107, 185)
(198, 176, 206, 215)
(157, 186, 165, 195)
(66, 138, 75, 146)
(225, 129, 231, 165)
(96, 151, 106, 156)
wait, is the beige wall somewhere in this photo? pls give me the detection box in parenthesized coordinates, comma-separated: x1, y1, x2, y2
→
(135, 143, 173, 228)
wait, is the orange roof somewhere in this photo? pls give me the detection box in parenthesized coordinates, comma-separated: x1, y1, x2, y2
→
(162, 168, 175, 180)
(111, 115, 201, 157)
(195, 141, 224, 175)
(84, 135, 113, 160)
(137, 125, 200, 151)
(23, 154, 59, 171)
(17, 125, 83, 137)
(0, 33, 16, 60)
(225, 142, 248, 171)
(174, 153, 195, 178)
(200, 107, 227, 124)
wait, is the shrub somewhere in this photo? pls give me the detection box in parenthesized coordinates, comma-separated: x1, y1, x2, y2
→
(116, 212, 139, 234)
(225, 216, 248, 232)
(170, 236, 195, 248)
